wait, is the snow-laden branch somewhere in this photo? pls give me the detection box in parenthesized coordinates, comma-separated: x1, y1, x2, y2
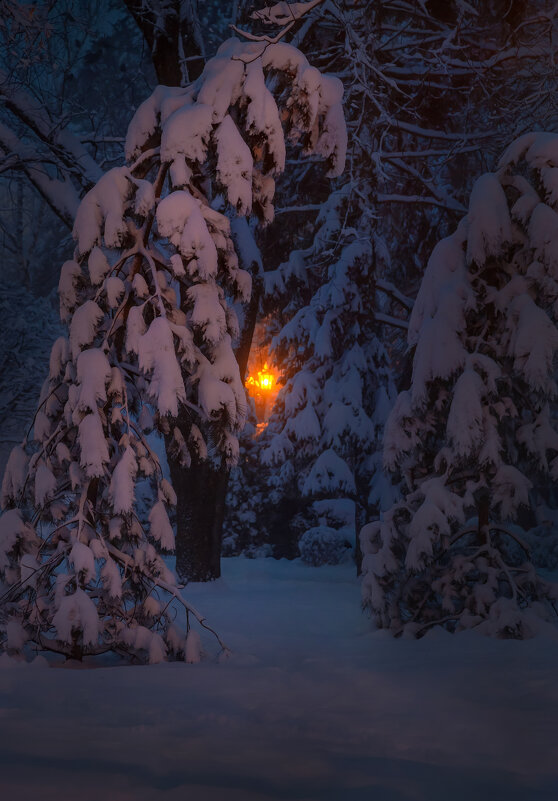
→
(106, 543, 229, 652)
(375, 312, 409, 331)
(251, 0, 324, 26)
(232, 0, 324, 43)
(0, 121, 79, 227)
(391, 119, 496, 142)
(376, 279, 414, 311)
(0, 69, 103, 189)
(376, 192, 464, 212)
(387, 156, 466, 213)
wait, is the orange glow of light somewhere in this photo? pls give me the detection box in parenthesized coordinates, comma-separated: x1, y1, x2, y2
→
(246, 362, 275, 394)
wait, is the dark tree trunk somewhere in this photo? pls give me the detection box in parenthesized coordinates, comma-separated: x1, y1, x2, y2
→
(166, 269, 262, 582)
(124, 0, 206, 86)
(169, 450, 229, 582)
(354, 500, 364, 576)
(235, 274, 263, 381)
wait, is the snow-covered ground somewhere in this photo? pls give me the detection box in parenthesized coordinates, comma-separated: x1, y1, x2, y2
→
(0, 557, 557, 801)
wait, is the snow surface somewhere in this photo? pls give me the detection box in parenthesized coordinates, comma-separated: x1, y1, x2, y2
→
(0, 557, 556, 801)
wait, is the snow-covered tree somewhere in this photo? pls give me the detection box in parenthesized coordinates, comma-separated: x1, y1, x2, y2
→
(231, 0, 558, 567)
(0, 26, 346, 659)
(236, 0, 492, 562)
(259, 187, 399, 562)
(361, 132, 558, 638)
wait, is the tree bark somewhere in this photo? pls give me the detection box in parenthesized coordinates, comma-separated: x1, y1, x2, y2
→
(123, 0, 205, 85)
(166, 267, 262, 582)
(235, 275, 263, 381)
(169, 450, 229, 582)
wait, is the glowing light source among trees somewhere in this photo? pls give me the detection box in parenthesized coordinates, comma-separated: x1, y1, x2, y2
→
(247, 363, 275, 393)
(246, 359, 279, 424)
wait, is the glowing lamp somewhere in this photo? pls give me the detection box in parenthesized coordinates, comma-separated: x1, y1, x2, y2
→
(246, 357, 278, 427)
(246, 362, 275, 393)
(258, 364, 274, 391)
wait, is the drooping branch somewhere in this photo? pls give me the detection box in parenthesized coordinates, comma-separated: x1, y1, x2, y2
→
(0, 122, 79, 227)
(0, 69, 103, 189)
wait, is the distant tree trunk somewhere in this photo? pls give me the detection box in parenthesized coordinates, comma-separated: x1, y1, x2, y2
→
(354, 501, 364, 576)
(123, 0, 206, 85)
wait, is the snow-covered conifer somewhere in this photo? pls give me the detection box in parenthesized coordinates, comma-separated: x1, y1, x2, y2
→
(0, 30, 346, 660)
(232, 0, 512, 563)
(260, 188, 398, 561)
(240, 0, 558, 567)
(361, 133, 558, 638)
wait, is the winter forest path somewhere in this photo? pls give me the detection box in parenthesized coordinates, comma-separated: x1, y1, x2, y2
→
(0, 557, 557, 800)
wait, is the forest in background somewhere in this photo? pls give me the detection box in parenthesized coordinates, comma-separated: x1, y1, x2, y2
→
(1, 0, 558, 663)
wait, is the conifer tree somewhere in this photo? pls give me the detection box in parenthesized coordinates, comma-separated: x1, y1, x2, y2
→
(361, 132, 558, 638)
(260, 188, 399, 562)
(0, 30, 346, 661)
(237, 0, 558, 566)
(240, 0, 489, 562)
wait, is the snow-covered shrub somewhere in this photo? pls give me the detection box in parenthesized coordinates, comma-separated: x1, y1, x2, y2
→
(361, 133, 558, 639)
(298, 498, 354, 566)
(0, 33, 347, 661)
(299, 525, 351, 566)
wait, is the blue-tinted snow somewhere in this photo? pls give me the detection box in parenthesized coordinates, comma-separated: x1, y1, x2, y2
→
(0, 557, 556, 800)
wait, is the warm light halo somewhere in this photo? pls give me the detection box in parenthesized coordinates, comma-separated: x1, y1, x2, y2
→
(246, 361, 275, 393)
